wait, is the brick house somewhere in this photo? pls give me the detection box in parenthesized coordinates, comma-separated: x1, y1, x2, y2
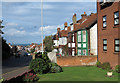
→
(53, 22, 71, 56)
(97, 0, 120, 67)
(68, 12, 97, 56)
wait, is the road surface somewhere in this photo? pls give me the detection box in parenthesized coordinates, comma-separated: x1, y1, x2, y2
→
(2, 50, 32, 80)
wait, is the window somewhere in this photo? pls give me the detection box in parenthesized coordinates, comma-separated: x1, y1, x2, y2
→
(78, 49, 81, 56)
(103, 16, 107, 28)
(83, 50, 87, 55)
(78, 31, 81, 42)
(68, 43, 71, 48)
(114, 11, 119, 25)
(83, 31, 86, 42)
(72, 43, 75, 48)
(103, 39, 107, 51)
(72, 49, 75, 56)
(72, 34, 74, 42)
(114, 39, 119, 52)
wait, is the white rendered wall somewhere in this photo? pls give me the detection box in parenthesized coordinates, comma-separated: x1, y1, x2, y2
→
(53, 40, 59, 46)
(90, 23, 97, 55)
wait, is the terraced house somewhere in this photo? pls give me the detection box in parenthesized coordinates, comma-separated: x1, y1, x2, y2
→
(68, 12, 97, 56)
(53, 23, 71, 56)
(97, 0, 120, 68)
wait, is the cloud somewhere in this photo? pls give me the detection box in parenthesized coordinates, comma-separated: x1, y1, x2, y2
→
(4, 28, 26, 36)
(19, 27, 24, 30)
(2, 2, 96, 44)
(29, 24, 63, 36)
(5, 22, 18, 26)
(3, 24, 63, 37)
(2, 0, 96, 2)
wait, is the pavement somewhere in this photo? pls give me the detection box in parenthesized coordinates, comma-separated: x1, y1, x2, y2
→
(2, 66, 31, 80)
(2, 50, 32, 80)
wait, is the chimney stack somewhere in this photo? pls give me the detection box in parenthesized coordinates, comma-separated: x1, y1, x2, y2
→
(64, 22, 68, 27)
(81, 12, 87, 19)
(90, 12, 94, 16)
(64, 22, 68, 30)
(57, 28, 61, 32)
(67, 26, 71, 31)
(72, 13, 77, 24)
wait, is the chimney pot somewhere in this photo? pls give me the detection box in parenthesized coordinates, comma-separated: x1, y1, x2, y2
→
(64, 22, 68, 27)
(81, 12, 87, 19)
(84, 12, 86, 15)
(57, 28, 61, 32)
(67, 26, 71, 31)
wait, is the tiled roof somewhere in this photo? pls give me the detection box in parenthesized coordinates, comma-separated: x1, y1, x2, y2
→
(72, 13, 97, 32)
(60, 30, 69, 37)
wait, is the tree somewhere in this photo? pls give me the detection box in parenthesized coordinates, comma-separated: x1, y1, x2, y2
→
(43, 35, 54, 52)
(2, 38, 11, 59)
(0, 20, 11, 59)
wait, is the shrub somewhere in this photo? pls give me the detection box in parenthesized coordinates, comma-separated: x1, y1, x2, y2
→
(41, 53, 50, 62)
(23, 73, 39, 82)
(49, 65, 63, 73)
(49, 62, 58, 68)
(101, 62, 111, 70)
(29, 58, 49, 74)
(115, 65, 120, 73)
(96, 61, 102, 68)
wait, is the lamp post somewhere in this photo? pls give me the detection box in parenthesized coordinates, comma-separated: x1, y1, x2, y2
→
(41, 0, 43, 54)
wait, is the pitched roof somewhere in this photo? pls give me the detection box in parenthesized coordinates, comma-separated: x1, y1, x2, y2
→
(71, 13, 97, 33)
(60, 30, 69, 37)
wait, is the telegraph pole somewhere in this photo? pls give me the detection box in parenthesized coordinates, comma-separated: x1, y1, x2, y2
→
(41, 0, 43, 54)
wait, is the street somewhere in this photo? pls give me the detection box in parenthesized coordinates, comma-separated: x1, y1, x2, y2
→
(2, 50, 32, 74)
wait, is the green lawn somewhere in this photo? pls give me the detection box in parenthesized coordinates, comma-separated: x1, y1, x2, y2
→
(36, 66, 119, 82)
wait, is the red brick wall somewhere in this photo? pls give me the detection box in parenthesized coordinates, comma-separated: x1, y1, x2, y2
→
(57, 56, 97, 66)
(97, 1, 120, 68)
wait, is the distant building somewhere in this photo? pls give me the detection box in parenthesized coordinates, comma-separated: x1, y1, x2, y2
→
(97, 0, 120, 68)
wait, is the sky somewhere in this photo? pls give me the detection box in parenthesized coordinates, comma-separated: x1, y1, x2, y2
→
(1, 1, 97, 44)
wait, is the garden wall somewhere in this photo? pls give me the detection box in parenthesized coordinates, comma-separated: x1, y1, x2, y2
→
(57, 56, 97, 66)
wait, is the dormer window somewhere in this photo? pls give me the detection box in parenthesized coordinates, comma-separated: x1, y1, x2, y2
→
(103, 15, 107, 28)
(114, 11, 119, 25)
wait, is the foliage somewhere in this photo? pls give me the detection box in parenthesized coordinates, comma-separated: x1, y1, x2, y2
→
(30, 52, 63, 74)
(0, 77, 4, 83)
(115, 65, 120, 73)
(50, 66, 63, 73)
(48, 62, 63, 73)
(101, 62, 111, 70)
(31, 48, 35, 53)
(29, 58, 49, 74)
(2, 38, 11, 59)
(43, 35, 54, 52)
(96, 61, 102, 68)
(49, 65, 63, 73)
(27, 49, 30, 53)
(23, 73, 39, 82)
